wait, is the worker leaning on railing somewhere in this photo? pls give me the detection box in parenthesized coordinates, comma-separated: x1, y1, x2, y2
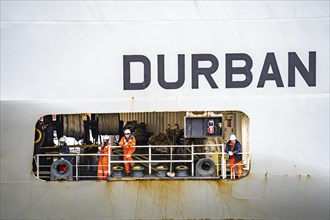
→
(119, 129, 136, 176)
(58, 136, 72, 162)
(225, 134, 243, 179)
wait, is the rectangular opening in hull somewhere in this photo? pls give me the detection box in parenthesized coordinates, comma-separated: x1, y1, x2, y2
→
(32, 111, 250, 181)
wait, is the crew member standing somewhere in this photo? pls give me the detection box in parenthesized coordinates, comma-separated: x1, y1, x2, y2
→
(97, 135, 112, 180)
(119, 129, 136, 176)
(225, 134, 243, 179)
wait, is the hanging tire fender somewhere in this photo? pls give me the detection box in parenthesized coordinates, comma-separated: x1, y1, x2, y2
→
(195, 158, 216, 177)
(50, 159, 73, 181)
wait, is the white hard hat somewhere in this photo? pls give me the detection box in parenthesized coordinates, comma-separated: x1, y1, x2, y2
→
(124, 129, 131, 134)
(103, 135, 110, 140)
(229, 134, 237, 141)
(59, 137, 66, 142)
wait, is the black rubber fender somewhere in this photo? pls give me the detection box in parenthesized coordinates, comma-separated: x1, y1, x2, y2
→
(195, 158, 216, 177)
(50, 159, 73, 181)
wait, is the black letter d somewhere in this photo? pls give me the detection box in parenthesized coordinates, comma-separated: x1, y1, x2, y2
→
(123, 55, 151, 90)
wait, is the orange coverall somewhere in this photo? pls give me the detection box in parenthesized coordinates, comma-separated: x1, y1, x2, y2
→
(229, 157, 243, 179)
(226, 141, 243, 179)
(119, 135, 136, 173)
(97, 144, 111, 180)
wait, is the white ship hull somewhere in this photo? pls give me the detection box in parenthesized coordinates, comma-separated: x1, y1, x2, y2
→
(1, 1, 329, 219)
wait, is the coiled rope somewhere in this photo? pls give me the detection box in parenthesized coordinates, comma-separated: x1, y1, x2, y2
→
(62, 114, 85, 140)
(97, 113, 120, 135)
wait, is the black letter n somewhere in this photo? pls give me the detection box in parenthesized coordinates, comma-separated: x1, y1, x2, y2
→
(288, 52, 316, 87)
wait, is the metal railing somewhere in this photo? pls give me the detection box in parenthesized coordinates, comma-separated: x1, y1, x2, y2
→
(33, 144, 250, 181)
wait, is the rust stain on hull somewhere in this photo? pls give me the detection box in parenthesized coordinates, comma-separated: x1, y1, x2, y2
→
(103, 179, 232, 219)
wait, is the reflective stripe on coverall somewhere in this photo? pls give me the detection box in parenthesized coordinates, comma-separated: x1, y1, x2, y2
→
(225, 140, 243, 179)
(119, 135, 136, 173)
(97, 145, 111, 180)
(229, 156, 243, 179)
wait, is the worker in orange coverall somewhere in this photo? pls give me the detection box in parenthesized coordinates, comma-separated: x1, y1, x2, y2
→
(97, 135, 112, 180)
(119, 129, 136, 176)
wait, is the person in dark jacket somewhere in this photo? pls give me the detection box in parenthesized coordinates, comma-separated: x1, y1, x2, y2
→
(225, 134, 243, 179)
(58, 136, 71, 162)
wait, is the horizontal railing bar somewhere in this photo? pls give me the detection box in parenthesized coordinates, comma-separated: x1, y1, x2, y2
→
(40, 144, 223, 148)
(33, 143, 251, 181)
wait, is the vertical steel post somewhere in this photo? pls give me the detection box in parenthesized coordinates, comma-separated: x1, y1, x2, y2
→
(108, 149, 111, 179)
(76, 155, 78, 180)
(149, 145, 152, 175)
(36, 155, 39, 179)
(215, 151, 219, 176)
(221, 144, 226, 179)
(191, 145, 194, 176)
